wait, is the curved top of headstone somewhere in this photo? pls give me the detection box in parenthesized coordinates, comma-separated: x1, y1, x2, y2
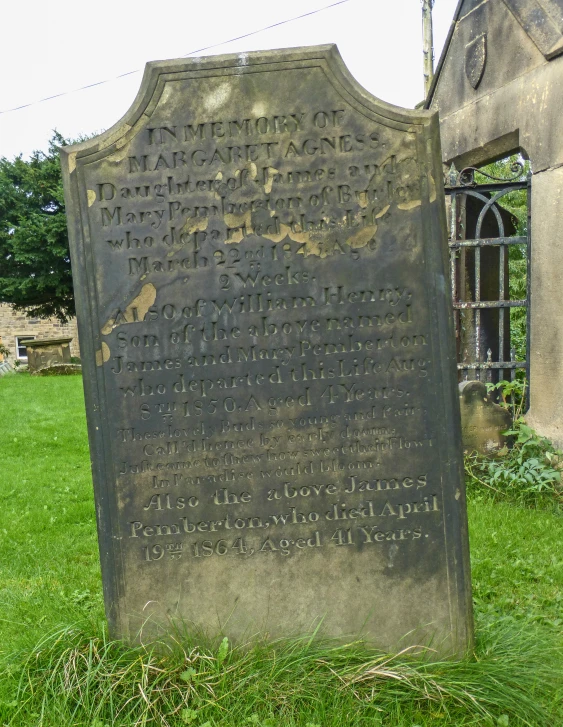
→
(61, 44, 435, 167)
(459, 379, 489, 402)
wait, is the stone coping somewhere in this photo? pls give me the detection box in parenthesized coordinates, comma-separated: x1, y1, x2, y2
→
(25, 337, 73, 348)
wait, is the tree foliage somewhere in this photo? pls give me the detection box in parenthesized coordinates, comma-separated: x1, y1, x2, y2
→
(0, 132, 74, 322)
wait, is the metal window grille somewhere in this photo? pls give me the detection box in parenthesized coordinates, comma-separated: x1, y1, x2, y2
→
(445, 165, 531, 391)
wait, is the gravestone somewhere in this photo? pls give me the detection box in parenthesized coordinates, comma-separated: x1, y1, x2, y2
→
(61, 45, 472, 655)
(0, 361, 14, 377)
(459, 380, 512, 454)
(26, 337, 73, 373)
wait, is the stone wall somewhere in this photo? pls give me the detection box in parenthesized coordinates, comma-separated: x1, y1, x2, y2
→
(0, 304, 80, 362)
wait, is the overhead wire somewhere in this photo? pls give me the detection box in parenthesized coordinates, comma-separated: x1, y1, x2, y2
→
(0, 0, 351, 115)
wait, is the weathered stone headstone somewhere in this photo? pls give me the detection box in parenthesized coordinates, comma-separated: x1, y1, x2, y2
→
(459, 380, 512, 455)
(61, 46, 472, 655)
(26, 337, 72, 373)
(0, 361, 14, 377)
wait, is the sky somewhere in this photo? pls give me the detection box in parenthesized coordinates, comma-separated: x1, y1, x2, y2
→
(0, 0, 455, 161)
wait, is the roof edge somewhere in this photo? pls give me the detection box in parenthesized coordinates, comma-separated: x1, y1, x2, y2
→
(424, 0, 467, 108)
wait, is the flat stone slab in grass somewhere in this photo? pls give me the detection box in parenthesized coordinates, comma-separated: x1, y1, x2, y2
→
(61, 45, 473, 655)
(32, 363, 82, 376)
(0, 361, 14, 377)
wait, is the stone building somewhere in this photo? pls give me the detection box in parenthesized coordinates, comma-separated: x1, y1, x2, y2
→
(0, 303, 79, 363)
(427, 0, 563, 447)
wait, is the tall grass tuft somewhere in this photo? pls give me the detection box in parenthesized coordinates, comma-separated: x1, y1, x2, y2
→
(1, 617, 561, 727)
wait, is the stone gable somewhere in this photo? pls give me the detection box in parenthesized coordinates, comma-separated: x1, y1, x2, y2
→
(427, 0, 563, 170)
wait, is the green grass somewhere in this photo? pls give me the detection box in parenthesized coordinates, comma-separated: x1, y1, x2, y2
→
(0, 374, 562, 727)
(0, 374, 103, 650)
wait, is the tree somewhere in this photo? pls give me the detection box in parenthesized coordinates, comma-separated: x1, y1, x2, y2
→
(0, 132, 75, 322)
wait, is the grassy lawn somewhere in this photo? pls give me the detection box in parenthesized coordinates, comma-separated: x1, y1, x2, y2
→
(0, 374, 561, 726)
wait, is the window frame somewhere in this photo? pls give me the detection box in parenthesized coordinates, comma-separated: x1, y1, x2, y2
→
(15, 336, 35, 361)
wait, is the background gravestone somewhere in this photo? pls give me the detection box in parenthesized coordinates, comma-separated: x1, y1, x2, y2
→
(26, 337, 72, 373)
(459, 380, 512, 454)
(61, 45, 472, 655)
